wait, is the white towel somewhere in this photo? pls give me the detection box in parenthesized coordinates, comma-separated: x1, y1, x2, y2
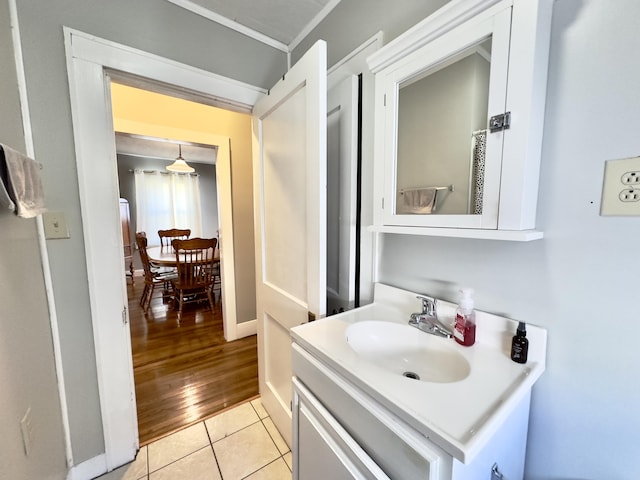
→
(0, 167, 15, 211)
(0, 144, 46, 218)
(398, 188, 437, 214)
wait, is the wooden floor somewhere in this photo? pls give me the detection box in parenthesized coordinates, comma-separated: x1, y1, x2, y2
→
(127, 280, 259, 445)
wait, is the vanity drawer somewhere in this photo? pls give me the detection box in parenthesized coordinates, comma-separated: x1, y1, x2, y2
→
(292, 343, 451, 480)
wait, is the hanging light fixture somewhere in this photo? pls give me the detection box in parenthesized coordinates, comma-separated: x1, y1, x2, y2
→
(166, 144, 195, 173)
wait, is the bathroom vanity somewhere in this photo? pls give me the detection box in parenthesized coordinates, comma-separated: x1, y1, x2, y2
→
(291, 284, 546, 479)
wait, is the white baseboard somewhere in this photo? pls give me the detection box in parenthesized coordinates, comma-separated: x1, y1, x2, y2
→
(67, 453, 107, 480)
(235, 318, 257, 338)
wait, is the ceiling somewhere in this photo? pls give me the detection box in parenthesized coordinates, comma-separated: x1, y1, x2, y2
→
(115, 2, 343, 160)
(115, 133, 218, 165)
(167, 0, 339, 49)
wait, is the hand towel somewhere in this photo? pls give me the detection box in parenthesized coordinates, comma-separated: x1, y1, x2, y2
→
(0, 144, 46, 218)
(0, 166, 15, 211)
(398, 187, 437, 214)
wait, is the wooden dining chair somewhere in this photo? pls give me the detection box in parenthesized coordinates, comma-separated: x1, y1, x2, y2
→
(158, 228, 191, 250)
(211, 236, 222, 302)
(136, 232, 176, 314)
(211, 258, 222, 303)
(170, 237, 217, 320)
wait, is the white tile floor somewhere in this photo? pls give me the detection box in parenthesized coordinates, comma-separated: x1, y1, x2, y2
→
(97, 398, 292, 480)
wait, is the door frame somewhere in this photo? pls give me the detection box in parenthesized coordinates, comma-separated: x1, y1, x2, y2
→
(64, 27, 264, 472)
(327, 32, 383, 306)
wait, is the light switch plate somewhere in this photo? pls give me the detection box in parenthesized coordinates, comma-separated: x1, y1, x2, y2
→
(600, 156, 640, 216)
(43, 211, 70, 239)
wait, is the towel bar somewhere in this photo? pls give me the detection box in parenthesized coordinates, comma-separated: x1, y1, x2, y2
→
(400, 184, 454, 194)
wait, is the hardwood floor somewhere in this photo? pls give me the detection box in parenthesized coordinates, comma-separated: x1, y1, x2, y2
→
(127, 279, 259, 445)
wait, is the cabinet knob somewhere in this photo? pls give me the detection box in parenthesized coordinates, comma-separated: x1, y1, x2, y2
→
(491, 463, 504, 480)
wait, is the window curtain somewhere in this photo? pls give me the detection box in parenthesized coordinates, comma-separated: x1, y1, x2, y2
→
(134, 170, 203, 246)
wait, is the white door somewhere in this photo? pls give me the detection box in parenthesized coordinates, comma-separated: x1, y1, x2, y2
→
(327, 75, 359, 315)
(252, 40, 327, 446)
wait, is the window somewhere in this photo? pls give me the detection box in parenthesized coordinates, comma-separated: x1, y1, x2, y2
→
(134, 170, 202, 245)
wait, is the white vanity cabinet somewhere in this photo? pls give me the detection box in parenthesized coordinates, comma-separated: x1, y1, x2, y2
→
(291, 283, 547, 480)
(292, 342, 530, 480)
(293, 344, 448, 480)
(368, 0, 553, 240)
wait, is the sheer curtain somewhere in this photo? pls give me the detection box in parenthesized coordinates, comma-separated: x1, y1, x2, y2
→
(134, 170, 202, 246)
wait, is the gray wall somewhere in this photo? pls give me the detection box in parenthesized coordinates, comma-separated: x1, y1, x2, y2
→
(12, 0, 286, 465)
(292, 0, 449, 66)
(303, 0, 640, 478)
(0, 1, 67, 479)
(8, 0, 640, 477)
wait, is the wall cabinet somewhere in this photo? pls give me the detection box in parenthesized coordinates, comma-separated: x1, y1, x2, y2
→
(368, 0, 553, 241)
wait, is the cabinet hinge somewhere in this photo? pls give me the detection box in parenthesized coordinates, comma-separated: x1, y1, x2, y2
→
(489, 112, 511, 132)
(382, 198, 385, 209)
(383, 94, 386, 107)
(122, 306, 128, 325)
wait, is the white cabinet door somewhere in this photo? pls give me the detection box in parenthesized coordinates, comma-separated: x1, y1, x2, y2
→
(252, 40, 327, 446)
(377, 8, 511, 230)
(293, 378, 390, 480)
(292, 343, 448, 480)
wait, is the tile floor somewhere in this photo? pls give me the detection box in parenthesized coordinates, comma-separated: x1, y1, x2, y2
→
(97, 398, 292, 480)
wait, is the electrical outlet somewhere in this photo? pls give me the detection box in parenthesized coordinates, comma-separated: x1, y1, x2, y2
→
(621, 171, 640, 185)
(600, 156, 640, 216)
(20, 408, 33, 456)
(619, 188, 640, 202)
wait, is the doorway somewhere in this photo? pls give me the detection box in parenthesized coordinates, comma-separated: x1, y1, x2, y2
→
(64, 27, 265, 469)
(64, 27, 371, 471)
(110, 82, 260, 444)
(110, 80, 258, 342)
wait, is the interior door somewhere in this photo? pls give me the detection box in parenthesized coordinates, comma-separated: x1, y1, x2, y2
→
(252, 40, 327, 446)
(326, 75, 359, 315)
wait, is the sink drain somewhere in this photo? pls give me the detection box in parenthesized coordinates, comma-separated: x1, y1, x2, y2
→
(402, 371, 420, 380)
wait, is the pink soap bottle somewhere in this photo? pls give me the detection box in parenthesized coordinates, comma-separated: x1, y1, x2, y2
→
(453, 288, 476, 347)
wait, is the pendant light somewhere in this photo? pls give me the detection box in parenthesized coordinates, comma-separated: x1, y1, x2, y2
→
(166, 144, 195, 173)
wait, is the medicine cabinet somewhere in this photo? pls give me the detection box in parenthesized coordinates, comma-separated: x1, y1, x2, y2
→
(368, 0, 553, 241)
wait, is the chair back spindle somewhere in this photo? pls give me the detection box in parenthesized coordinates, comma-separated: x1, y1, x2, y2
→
(158, 228, 191, 250)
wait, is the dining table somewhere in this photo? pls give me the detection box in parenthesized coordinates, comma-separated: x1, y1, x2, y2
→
(146, 245, 219, 267)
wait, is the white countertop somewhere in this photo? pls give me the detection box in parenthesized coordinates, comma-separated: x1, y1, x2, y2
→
(291, 283, 547, 463)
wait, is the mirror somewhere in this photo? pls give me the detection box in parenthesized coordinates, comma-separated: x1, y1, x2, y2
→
(395, 38, 492, 216)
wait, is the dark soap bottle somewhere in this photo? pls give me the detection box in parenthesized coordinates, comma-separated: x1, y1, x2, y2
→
(511, 322, 529, 364)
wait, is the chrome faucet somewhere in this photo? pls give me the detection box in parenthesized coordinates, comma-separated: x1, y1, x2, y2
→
(409, 295, 453, 338)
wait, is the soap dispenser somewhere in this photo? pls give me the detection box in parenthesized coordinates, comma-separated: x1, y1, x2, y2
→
(510, 322, 529, 364)
(453, 288, 476, 346)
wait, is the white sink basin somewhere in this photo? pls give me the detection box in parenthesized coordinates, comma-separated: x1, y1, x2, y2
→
(345, 320, 470, 383)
